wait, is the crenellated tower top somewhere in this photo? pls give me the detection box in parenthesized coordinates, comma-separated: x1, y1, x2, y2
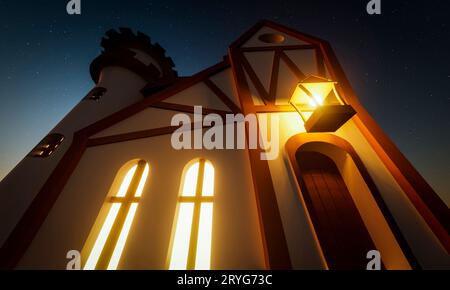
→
(90, 28, 178, 89)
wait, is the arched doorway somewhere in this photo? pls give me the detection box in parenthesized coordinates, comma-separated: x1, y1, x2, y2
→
(295, 150, 376, 269)
(285, 133, 416, 269)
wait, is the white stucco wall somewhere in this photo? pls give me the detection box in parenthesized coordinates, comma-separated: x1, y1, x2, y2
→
(0, 66, 147, 248)
(17, 130, 265, 269)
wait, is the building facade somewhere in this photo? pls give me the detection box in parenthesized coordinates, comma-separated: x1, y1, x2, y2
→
(0, 21, 448, 270)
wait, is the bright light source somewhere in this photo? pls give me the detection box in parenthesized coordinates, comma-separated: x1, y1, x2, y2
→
(289, 75, 356, 132)
(195, 202, 213, 269)
(182, 162, 199, 196)
(169, 203, 195, 269)
(308, 98, 318, 107)
(84, 203, 121, 270)
(202, 161, 214, 197)
(134, 164, 149, 197)
(83, 160, 149, 270)
(116, 165, 137, 197)
(290, 76, 337, 112)
(169, 159, 215, 270)
(107, 203, 139, 270)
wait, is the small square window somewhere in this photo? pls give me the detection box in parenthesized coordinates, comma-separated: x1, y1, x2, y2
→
(29, 133, 65, 157)
(84, 87, 107, 101)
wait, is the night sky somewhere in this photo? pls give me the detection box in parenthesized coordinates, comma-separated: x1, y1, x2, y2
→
(0, 0, 449, 204)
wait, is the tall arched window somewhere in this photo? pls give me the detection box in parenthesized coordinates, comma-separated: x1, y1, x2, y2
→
(83, 160, 149, 270)
(169, 158, 214, 270)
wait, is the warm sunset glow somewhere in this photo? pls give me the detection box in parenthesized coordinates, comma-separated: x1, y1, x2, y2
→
(308, 98, 318, 107)
(134, 164, 149, 197)
(195, 202, 213, 269)
(289, 75, 353, 131)
(290, 78, 336, 111)
(107, 203, 139, 270)
(116, 165, 137, 197)
(303, 82, 334, 105)
(83, 160, 149, 270)
(182, 162, 199, 196)
(169, 159, 214, 270)
(169, 202, 194, 269)
(202, 161, 214, 197)
(84, 203, 121, 270)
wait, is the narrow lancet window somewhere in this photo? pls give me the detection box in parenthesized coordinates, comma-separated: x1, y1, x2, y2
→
(169, 158, 214, 270)
(83, 160, 149, 270)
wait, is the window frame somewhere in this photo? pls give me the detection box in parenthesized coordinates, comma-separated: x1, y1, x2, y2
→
(168, 158, 215, 270)
(28, 133, 64, 157)
(82, 159, 149, 270)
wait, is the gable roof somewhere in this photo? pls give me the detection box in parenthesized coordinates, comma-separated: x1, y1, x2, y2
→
(229, 19, 327, 50)
(78, 20, 331, 139)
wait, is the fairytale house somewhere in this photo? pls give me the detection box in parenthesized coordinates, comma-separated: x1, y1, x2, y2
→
(0, 20, 448, 270)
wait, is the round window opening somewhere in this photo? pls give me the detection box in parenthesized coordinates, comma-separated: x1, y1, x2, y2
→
(258, 33, 286, 44)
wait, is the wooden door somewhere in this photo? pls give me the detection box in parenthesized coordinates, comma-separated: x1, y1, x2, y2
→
(296, 151, 377, 269)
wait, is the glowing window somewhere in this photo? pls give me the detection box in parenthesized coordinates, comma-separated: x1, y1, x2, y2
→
(169, 159, 214, 270)
(83, 160, 149, 270)
(28, 133, 64, 157)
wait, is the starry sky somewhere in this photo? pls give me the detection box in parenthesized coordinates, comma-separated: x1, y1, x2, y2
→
(0, 0, 449, 204)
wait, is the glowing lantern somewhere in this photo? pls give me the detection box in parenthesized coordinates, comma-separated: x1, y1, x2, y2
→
(289, 75, 356, 132)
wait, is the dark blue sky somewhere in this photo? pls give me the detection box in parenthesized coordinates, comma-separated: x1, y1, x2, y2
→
(0, 0, 449, 204)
